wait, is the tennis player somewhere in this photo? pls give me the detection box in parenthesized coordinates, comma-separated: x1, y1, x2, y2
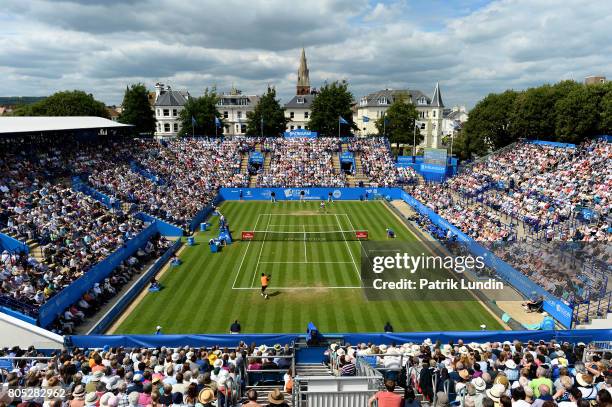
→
(260, 273, 270, 299)
(320, 200, 326, 212)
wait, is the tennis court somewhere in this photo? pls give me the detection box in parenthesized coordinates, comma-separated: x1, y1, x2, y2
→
(232, 212, 364, 290)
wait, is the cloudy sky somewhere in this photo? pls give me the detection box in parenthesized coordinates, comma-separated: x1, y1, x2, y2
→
(1, 0, 611, 108)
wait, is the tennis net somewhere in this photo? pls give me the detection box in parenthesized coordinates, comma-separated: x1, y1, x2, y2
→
(241, 230, 368, 241)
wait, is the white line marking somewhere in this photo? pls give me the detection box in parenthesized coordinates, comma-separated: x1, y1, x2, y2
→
(250, 214, 272, 288)
(258, 261, 354, 264)
(335, 213, 361, 281)
(303, 224, 307, 262)
(232, 213, 261, 289)
(232, 286, 362, 290)
(259, 213, 349, 216)
(341, 212, 370, 262)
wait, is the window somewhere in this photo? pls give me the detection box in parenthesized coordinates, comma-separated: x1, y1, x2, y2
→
(237, 111, 242, 119)
(290, 125, 295, 130)
(378, 97, 388, 105)
(241, 124, 247, 133)
(163, 109, 169, 117)
(223, 111, 229, 119)
(290, 112, 295, 119)
(172, 109, 178, 116)
(297, 97, 304, 104)
(433, 110, 436, 118)
(157, 109, 160, 116)
(164, 123, 170, 132)
(298, 125, 302, 129)
(304, 111, 309, 119)
(224, 126, 229, 134)
(236, 124, 240, 132)
(173, 123, 178, 132)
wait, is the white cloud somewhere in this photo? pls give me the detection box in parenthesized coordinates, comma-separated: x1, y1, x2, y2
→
(0, 0, 611, 108)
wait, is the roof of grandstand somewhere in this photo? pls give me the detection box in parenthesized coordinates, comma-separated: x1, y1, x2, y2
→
(0, 116, 132, 134)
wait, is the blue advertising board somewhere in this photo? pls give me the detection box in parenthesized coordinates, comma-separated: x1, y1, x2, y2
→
(249, 151, 264, 164)
(340, 151, 354, 163)
(284, 129, 318, 139)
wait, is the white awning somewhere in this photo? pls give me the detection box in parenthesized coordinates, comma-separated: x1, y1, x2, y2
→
(0, 116, 133, 134)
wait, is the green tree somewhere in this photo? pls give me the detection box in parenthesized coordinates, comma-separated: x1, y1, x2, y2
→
(178, 88, 223, 136)
(600, 85, 612, 135)
(118, 83, 156, 134)
(462, 90, 518, 151)
(246, 86, 287, 136)
(509, 81, 580, 140)
(452, 128, 490, 160)
(554, 85, 600, 143)
(13, 90, 109, 118)
(374, 93, 420, 154)
(308, 80, 356, 136)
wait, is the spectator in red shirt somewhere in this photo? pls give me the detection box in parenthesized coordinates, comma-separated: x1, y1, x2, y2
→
(368, 379, 403, 407)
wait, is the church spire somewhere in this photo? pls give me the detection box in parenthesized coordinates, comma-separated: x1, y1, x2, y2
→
(296, 47, 310, 95)
(430, 82, 444, 108)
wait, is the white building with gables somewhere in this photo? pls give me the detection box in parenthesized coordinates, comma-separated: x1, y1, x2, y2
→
(355, 83, 445, 148)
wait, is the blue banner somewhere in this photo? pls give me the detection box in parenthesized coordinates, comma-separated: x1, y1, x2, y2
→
(340, 151, 354, 163)
(68, 329, 611, 349)
(284, 129, 318, 138)
(0, 233, 29, 253)
(249, 151, 264, 164)
(527, 140, 576, 149)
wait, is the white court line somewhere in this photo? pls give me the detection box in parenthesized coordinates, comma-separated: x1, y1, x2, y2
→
(259, 261, 354, 264)
(250, 214, 272, 288)
(267, 224, 339, 227)
(232, 286, 362, 290)
(303, 224, 307, 262)
(335, 213, 361, 281)
(259, 213, 349, 216)
(232, 213, 261, 289)
(341, 213, 370, 261)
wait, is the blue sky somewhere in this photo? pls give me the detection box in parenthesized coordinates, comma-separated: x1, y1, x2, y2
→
(0, 0, 610, 108)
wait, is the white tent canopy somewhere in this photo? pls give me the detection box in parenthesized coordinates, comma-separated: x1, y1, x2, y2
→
(0, 116, 132, 134)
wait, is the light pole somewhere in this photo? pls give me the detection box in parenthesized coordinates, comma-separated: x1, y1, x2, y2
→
(412, 119, 417, 159)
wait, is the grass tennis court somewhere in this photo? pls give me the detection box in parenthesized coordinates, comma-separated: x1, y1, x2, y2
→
(114, 200, 504, 334)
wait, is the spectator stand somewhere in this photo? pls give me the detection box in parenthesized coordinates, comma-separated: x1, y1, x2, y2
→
(72, 175, 122, 211)
(86, 237, 182, 334)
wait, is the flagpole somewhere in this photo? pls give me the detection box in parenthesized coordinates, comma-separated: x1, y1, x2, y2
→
(383, 112, 386, 137)
(338, 117, 341, 138)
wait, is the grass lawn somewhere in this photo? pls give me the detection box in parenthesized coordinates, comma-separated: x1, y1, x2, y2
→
(114, 200, 504, 334)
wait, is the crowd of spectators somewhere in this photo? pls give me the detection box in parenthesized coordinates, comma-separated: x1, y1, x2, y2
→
(407, 184, 516, 242)
(444, 140, 610, 242)
(257, 138, 345, 187)
(0, 342, 294, 407)
(348, 137, 406, 186)
(326, 339, 611, 407)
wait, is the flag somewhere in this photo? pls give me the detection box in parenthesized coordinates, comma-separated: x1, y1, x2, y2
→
(215, 116, 221, 128)
(362, 116, 369, 123)
(191, 116, 197, 127)
(339, 116, 349, 125)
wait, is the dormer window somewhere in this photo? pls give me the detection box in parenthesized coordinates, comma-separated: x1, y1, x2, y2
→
(297, 97, 305, 104)
(378, 97, 388, 105)
(418, 97, 426, 105)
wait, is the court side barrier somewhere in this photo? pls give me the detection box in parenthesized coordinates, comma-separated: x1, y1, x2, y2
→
(399, 190, 574, 328)
(66, 329, 612, 349)
(189, 194, 223, 232)
(87, 238, 182, 334)
(37, 223, 160, 327)
(135, 212, 183, 237)
(0, 233, 29, 253)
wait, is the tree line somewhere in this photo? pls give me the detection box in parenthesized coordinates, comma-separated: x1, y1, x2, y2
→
(455, 80, 612, 159)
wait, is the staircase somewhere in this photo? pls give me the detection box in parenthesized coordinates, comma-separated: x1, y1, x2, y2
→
(332, 154, 341, 173)
(263, 152, 272, 171)
(574, 294, 612, 328)
(240, 154, 249, 175)
(296, 363, 333, 377)
(27, 240, 45, 264)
